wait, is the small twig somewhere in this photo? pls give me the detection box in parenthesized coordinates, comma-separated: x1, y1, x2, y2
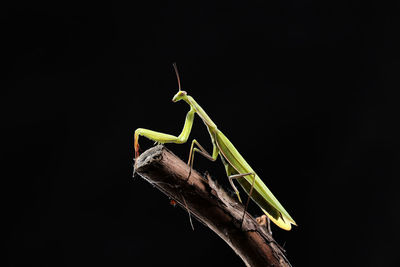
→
(181, 193, 194, 230)
(134, 145, 291, 267)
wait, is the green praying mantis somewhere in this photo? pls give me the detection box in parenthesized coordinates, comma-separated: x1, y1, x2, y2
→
(134, 64, 296, 230)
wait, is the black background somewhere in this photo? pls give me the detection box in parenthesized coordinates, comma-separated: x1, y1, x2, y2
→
(3, 1, 400, 266)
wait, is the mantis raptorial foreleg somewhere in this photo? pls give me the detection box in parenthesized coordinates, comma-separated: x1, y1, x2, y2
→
(134, 107, 195, 158)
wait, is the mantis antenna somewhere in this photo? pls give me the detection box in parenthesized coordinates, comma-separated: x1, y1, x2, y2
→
(172, 62, 181, 91)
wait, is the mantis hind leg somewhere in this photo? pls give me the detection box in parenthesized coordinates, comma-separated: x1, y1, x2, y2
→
(228, 172, 256, 200)
(220, 157, 243, 202)
(228, 175, 242, 203)
(233, 172, 256, 227)
(220, 158, 256, 226)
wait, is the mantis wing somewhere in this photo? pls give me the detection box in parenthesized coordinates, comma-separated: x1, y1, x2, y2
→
(214, 129, 296, 230)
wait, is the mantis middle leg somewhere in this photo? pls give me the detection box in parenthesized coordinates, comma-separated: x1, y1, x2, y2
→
(186, 139, 219, 179)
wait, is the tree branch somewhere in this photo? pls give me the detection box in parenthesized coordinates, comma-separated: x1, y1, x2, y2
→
(134, 145, 291, 267)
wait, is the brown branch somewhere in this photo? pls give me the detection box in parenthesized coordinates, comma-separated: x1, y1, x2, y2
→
(134, 145, 291, 267)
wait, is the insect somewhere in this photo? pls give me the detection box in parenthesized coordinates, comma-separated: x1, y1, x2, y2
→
(134, 64, 296, 230)
(169, 199, 177, 206)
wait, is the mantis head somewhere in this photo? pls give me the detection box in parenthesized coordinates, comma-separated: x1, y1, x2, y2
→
(172, 90, 187, 102)
(171, 62, 188, 102)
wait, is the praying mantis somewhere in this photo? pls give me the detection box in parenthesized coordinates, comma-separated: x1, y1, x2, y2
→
(134, 64, 296, 230)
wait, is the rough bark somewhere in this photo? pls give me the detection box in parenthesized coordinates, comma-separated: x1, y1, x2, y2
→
(134, 145, 291, 267)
